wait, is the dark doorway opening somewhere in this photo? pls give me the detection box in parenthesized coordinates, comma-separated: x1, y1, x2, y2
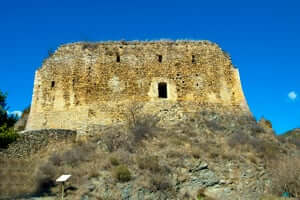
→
(158, 82, 167, 98)
(51, 81, 55, 88)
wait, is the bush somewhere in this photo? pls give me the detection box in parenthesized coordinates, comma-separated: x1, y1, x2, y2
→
(227, 133, 250, 147)
(101, 128, 133, 152)
(197, 188, 216, 200)
(167, 150, 185, 158)
(227, 133, 280, 160)
(129, 115, 160, 143)
(110, 157, 120, 166)
(191, 147, 202, 159)
(49, 152, 63, 166)
(35, 162, 57, 194)
(126, 103, 161, 144)
(60, 143, 92, 166)
(149, 174, 171, 192)
(0, 124, 19, 148)
(81, 42, 99, 50)
(137, 155, 161, 172)
(113, 165, 131, 182)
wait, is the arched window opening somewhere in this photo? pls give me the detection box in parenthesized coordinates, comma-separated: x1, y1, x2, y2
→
(158, 82, 167, 98)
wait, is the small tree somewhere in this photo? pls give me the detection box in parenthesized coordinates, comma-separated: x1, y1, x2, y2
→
(0, 90, 18, 127)
(0, 90, 7, 125)
(0, 90, 18, 148)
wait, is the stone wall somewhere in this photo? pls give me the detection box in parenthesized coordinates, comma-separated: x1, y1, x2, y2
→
(0, 129, 76, 158)
(26, 40, 251, 130)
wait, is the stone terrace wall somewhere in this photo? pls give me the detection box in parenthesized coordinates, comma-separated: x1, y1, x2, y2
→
(26, 40, 251, 130)
(0, 129, 76, 158)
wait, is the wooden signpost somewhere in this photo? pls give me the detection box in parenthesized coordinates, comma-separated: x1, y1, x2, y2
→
(56, 174, 71, 200)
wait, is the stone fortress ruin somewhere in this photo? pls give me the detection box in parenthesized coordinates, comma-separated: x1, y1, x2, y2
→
(26, 40, 251, 131)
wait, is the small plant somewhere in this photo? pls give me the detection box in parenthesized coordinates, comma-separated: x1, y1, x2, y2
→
(35, 162, 57, 194)
(113, 165, 131, 182)
(47, 48, 54, 57)
(60, 143, 92, 166)
(130, 115, 160, 143)
(191, 147, 201, 159)
(197, 188, 215, 200)
(49, 152, 62, 166)
(110, 157, 120, 166)
(166, 150, 184, 158)
(127, 103, 161, 144)
(137, 155, 161, 173)
(149, 174, 171, 192)
(227, 133, 250, 147)
(82, 42, 99, 50)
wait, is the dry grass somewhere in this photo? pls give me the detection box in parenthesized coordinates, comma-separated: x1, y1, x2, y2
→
(136, 155, 162, 173)
(270, 156, 300, 198)
(0, 140, 106, 199)
(149, 174, 171, 192)
(227, 133, 282, 162)
(260, 195, 289, 200)
(197, 188, 216, 200)
(1, 110, 298, 199)
(0, 158, 38, 198)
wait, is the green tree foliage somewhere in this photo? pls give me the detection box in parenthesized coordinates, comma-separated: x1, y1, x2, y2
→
(0, 124, 18, 148)
(0, 91, 18, 126)
(0, 90, 18, 148)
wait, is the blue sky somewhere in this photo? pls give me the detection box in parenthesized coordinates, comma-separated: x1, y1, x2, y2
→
(0, 0, 299, 134)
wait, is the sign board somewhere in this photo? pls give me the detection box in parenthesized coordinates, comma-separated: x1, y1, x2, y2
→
(56, 174, 71, 183)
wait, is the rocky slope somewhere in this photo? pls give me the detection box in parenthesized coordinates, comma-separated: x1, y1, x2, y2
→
(1, 112, 299, 200)
(278, 128, 300, 149)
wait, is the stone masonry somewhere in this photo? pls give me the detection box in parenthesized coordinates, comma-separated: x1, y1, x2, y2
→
(26, 40, 251, 130)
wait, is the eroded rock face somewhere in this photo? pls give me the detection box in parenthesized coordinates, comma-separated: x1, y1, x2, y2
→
(26, 41, 251, 131)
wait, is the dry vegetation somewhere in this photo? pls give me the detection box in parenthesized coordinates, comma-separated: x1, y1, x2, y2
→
(270, 156, 300, 197)
(0, 111, 299, 199)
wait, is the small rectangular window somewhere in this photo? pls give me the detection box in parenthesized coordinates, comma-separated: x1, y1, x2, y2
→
(116, 54, 120, 62)
(158, 55, 162, 63)
(192, 55, 195, 63)
(51, 81, 55, 88)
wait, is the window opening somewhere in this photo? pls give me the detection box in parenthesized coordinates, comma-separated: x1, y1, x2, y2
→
(158, 55, 162, 63)
(116, 54, 120, 62)
(51, 81, 55, 88)
(192, 55, 195, 63)
(158, 82, 167, 98)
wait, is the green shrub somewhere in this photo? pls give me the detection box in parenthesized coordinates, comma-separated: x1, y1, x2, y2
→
(0, 124, 19, 148)
(110, 157, 120, 166)
(113, 165, 131, 182)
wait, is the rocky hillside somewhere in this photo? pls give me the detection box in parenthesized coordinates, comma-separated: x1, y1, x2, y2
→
(1, 111, 299, 200)
(278, 128, 300, 149)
